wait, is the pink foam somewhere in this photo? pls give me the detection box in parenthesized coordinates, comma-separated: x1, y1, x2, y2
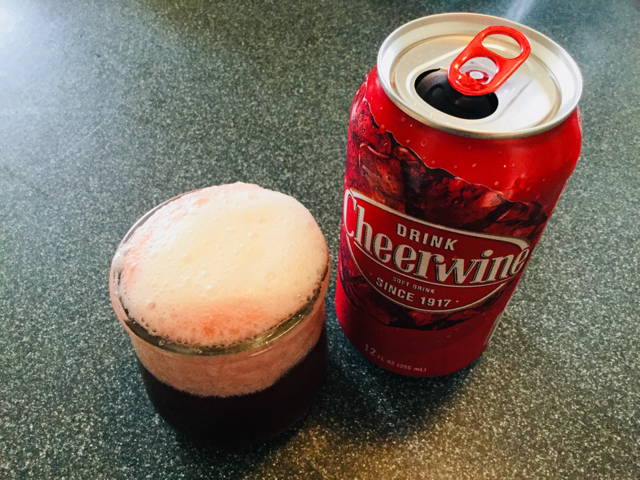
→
(111, 183, 328, 346)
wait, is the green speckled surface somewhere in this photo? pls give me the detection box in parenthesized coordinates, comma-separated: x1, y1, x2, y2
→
(1, 0, 638, 478)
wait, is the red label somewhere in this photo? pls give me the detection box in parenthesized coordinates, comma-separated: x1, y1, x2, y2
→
(343, 189, 531, 313)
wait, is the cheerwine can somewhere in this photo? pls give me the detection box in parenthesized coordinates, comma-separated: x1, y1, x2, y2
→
(336, 13, 582, 376)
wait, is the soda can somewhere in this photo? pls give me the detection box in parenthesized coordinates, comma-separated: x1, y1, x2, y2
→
(335, 13, 582, 376)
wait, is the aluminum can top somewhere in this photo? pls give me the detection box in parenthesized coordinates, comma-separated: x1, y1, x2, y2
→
(377, 13, 582, 139)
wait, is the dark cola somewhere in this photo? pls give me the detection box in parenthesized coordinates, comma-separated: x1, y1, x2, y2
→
(140, 328, 326, 447)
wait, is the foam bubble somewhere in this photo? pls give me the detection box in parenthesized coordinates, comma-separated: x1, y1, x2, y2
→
(111, 183, 329, 348)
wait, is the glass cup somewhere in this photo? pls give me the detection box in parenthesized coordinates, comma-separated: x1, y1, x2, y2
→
(109, 185, 330, 447)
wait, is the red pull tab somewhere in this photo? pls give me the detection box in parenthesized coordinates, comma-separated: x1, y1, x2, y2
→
(447, 26, 531, 96)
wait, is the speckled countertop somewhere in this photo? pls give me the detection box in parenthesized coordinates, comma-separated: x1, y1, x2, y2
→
(1, 0, 638, 478)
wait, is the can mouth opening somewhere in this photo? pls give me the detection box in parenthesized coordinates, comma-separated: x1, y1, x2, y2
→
(415, 68, 498, 120)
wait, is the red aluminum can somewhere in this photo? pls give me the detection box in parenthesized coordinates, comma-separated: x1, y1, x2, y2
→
(336, 13, 582, 376)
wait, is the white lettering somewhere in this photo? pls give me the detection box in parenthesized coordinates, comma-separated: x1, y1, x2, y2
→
(444, 238, 457, 251)
(413, 251, 433, 279)
(434, 257, 478, 284)
(486, 255, 515, 282)
(392, 245, 417, 273)
(355, 205, 373, 253)
(373, 234, 393, 263)
(469, 250, 494, 284)
(509, 248, 530, 276)
(343, 190, 357, 238)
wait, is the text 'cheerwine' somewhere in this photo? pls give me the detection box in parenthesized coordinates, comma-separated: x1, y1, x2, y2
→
(343, 189, 532, 312)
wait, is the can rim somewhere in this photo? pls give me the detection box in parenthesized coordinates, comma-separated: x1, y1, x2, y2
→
(377, 12, 583, 139)
(111, 189, 328, 357)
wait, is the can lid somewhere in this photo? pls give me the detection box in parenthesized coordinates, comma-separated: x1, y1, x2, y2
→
(377, 13, 582, 138)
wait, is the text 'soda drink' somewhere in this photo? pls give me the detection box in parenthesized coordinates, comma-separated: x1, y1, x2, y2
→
(336, 13, 582, 376)
(110, 183, 330, 447)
